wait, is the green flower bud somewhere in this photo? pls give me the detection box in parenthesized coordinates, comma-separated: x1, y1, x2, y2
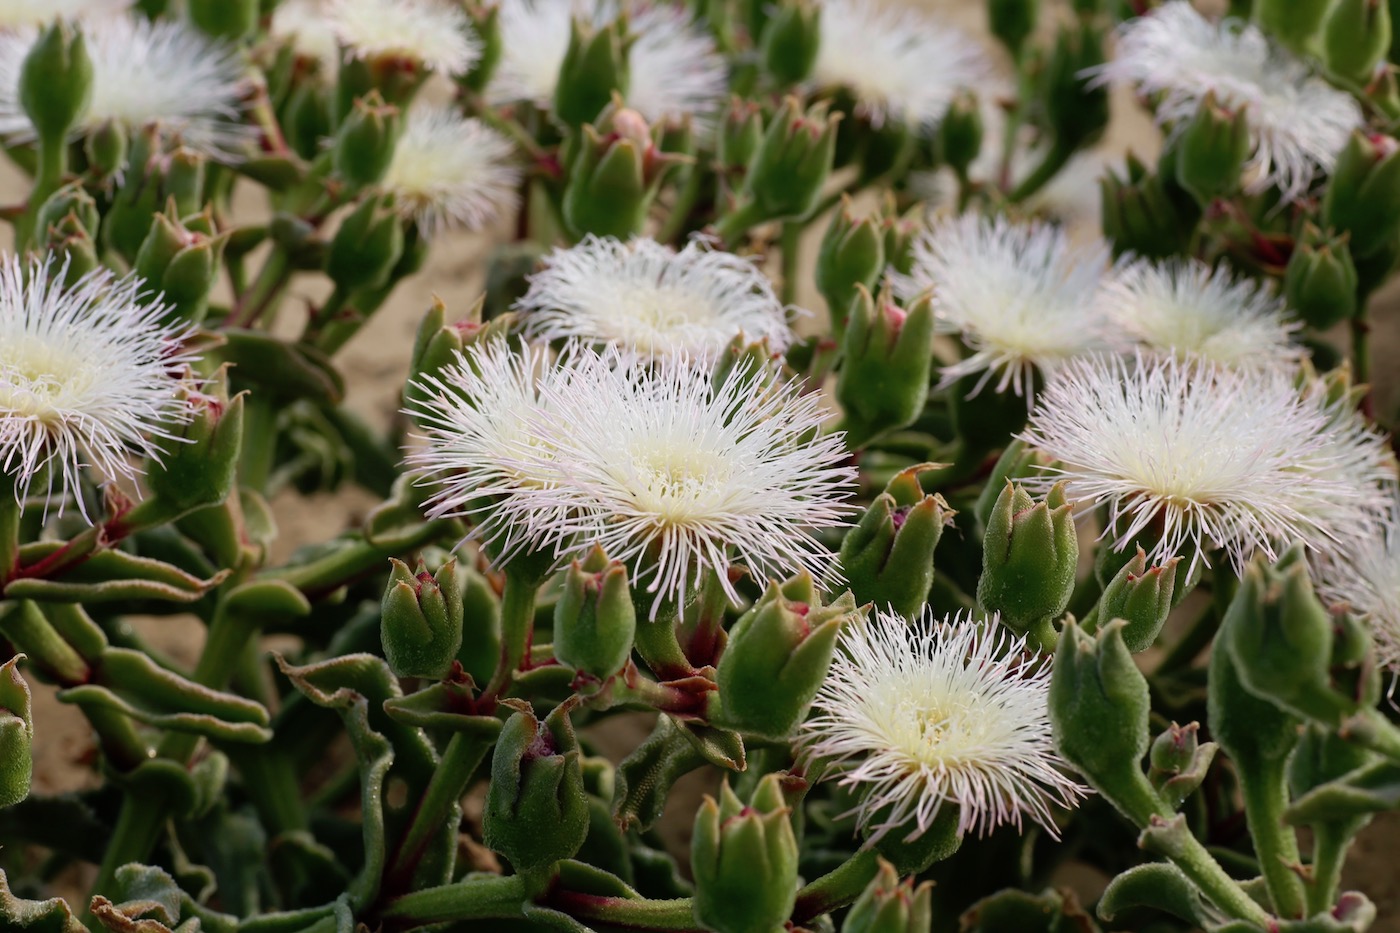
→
(987, 0, 1038, 57)
(333, 91, 402, 191)
(843, 858, 933, 933)
(133, 205, 228, 324)
(1208, 621, 1300, 778)
(20, 22, 93, 144)
(1322, 131, 1400, 260)
(188, 0, 258, 42)
(1050, 620, 1167, 827)
(554, 545, 637, 680)
(1148, 722, 1218, 811)
(326, 193, 405, 293)
(484, 699, 590, 873)
(718, 96, 765, 177)
(1326, 0, 1392, 84)
(839, 465, 954, 619)
(742, 95, 842, 223)
(102, 127, 179, 262)
(817, 197, 884, 337)
(460, 2, 503, 94)
(761, 0, 821, 85)
(403, 297, 514, 418)
(836, 288, 935, 449)
(1097, 547, 1179, 653)
(878, 199, 920, 276)
(83, 119, 127, 181)
(1285, 224, 1359, 328)
(555, 17, 630, 127)
(977, 482, 1078, 639)
(1257, 0, 1332, 53)
(163, 146, 207, 218)
(1175, 91, 1250, 206)
(283, 79, 334, 162)
(562, 108, 685, 240)
(1100, 153, 1199, 259)
(0, 655, 33, 809)
(939, 90, 983, 178)
(34, 182, 98, 239)
(691, 775, 799, 933)
(716, 573, 861, 740)
(382, 557, 465, 680)
(1041, 21, 1109, 152)
(140, 368, 245, 521)
(43, 212, 100, 285)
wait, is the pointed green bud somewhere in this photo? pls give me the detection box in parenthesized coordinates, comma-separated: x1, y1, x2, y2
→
(1322, 131, 1400, 259)
(977, 482, 1078, 639)
(839, 465, 954, 619)
(189, 0, 258, 42)
(460, 2, 503, 94)
(382, 557, 465, 680)
(716, 573, 861, 740)
(878, 198, 921, 277)
(133, 205, 228, 325)
(1148, 722, 1218, 811)
(1208, 619, 1300, 779)
(761, 0, 821, 85)
(1175, 91, 1250, 206)
(554, 545, 637, 679)
(83, 119, 128, 181)
(988, 0, 1038, 57)
(555, 16, 630, 127)
(837, 288, 935, 449)
(0, 655, 33, 809)
(718, 96, 765, 177)
(691, 775, 799, 933)
(710, 335, 786, 399)
(43, 212, 100, 285)
(333, 91, 402, 191)
(562, 108, 685, 240)
(327, 193, 405, 293)
(1050, 620, 1167, 828)
(283, 79, 334, 162)
(1257, 0, 1333, 53)
(140, 368, 245, 520)
(484, 699, 590, 873)
(20, 22, 92, 144)
(35, 182, 98, 240)
(1042, 20, 1108, 152)
(939, 90, 983, 178)
(817, 197, 885, 337)
(658, 113, 695, 157)
(163, 146, 207, 218)
(1326, 0, 1391, 84)
(1285, 224, 1359, 328)
(1100, 153, 1199, 259)
(843, 858, 933, 933)
(742, 95, 842, 222)
(1098, 547, 1179, 653)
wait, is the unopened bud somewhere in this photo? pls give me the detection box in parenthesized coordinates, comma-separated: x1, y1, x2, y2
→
(554, 546, 637, 679)
(84, 119, 128, 181)
(0, 656, 33, 809)
(1285, 225, 1359, 328)
(939, 90, 983, 178)
(718, 97, 764, 177)
(1041, 21, 1108, 152)
(1148, 722, 1217, 811)
(188, 0, 258, 42)
(691, 775, 799, 933)
(460, 3, 503, 94)
(742, 95, 841, 223)
(562, 108, 684, 240)
(1257, 0, 1333, 53)
(817, 198, 884, 337)
(1100, 153, 1199, 259)
(839, 465, 953, 619)
(1097, 547, 1178, 653)
(382, 558, 465, 680)
(34, 182, 98, 242)
(987, 0, 1038, 57)
(1175, 92, 1249, 206)
(843, 858, 933, 933)
(977, 482, 1078, 640)
(760, 0, 821, 85)
(333, 91, 402, 191)
(327, 194, 406, 293)
(1322, 131, 1400, 260)
(140, 368, 245, 520)
(20, 22, 92, 144)
(133, 205, 228, 324)
(556, 17, 630, 127)
(837, 288, 935, 449)
(1325, 0, 1392, 85)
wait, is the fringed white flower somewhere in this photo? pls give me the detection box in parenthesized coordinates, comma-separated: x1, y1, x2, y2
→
(0, 14, 253, 158)
(0, 0, 128, 28)
(1099, 258, 1301, 369)
(1315, 498, 1400, 672)
(1093, 0, 1361, 202)
(523, 347, 855, 617)
(487, 0, 727, 125)
(326, 0, 480, 75)
(1020, 354, 1393, 576)
(516, 236, 793, 356)
(1, 254, 198, 518)
(800, 609, 1087, 843)
(383, 105, 521, 237)
(269, 0, 343, 74)
(809, 0, 989, 130)
(892, 213, 1112, 397)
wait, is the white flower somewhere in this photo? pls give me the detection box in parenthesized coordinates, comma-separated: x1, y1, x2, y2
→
(516, 236, 794, 356)
(269, 0, 342, 74)
(382, 105, 521, 237)
(523, 346, 855, 616)
(800, 609, 1087, 843)
(809, 0, 990, 130)
(1, 254, 198, 518)
(487, 0, 727, 125)
(893, 213, 1112, 397)
(1099, 258, 1301, 370)
(1315, 499, 1400, 671)
(0, 14, 253, 158)
(1019, 354, 1393, 575)
(326, 0, 480, 75)
(1093, 1, 1361, 202)
(0, 0, 128, 28)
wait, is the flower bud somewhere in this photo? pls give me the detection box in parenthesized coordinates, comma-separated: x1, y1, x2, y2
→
(102, 128, 177, 262)
(843, 858, 933, 933)
(718, 97, 765, 177)
(283, 80, 334, 162)
(1175, 92, 1249, 206)
(691, 775, 799, 933)
(1322, 131, 1400, 260)
(162, 146, 207, 219)
(333, 91, 402, 191)
(43, 212, 100, 285)
(1050, 620, 1167, 827)
(562, 108, 685, 240)
(1100, 153, 1199, 259)
(1041, 21, 1108, 152)
(839, 465, 953, 620)
(939, 90, 983, 178)
(460, 2, 502, 94)
(741, 95, 841, 223)
(554, 545, 637, 680)
(817, 198, 884, 337)
(1257, 0, 1332, 52)
(878, 199, 920, 276)
(1148, 722, 1218, 811)
(140, 369, 245, 520)
(133, 205, 228, 324)
(326, 194, 406, 293)
(20, 22, 93, 144)
(0, 655, 33, 809)
(556, 17, 630, 127)
(716, 573, 861, 740)
(1096, 547, 1178, 653)
(836, 288, 935, 449)
(760, 0, 821, 85)
(1325, 0, 1391, 85)
(1285, 224, 1359, 328)
(382, 557, 465, 680)
(987, 0, 1038, 57)
(34, 182, 98, 240)
(977, 482, 1078, 639)
(84, 119, 128, 181)
(484, 699, 590, 873)
(188, 0, 258, 42)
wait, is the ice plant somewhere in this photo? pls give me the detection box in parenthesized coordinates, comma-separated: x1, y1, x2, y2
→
(808, 0, 989, 130)
(0, 13, 251, 157)
(382, 104, 521, 237)
(1315, 499, 1400, 671)
(800, 609, 1087, 843)
(326, 0, 480, 75)
(1098, 258, 1301, 370)
(516, 235, 793, 356)
(0, 254, 197, 517)
(0, 0, 129, 28)
(893, 212, 1112, 397)
(1093, 0, 1362, 201)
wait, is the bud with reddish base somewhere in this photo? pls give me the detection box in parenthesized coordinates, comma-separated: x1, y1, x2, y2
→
(562, 107, 686, 240)
(554, 545, 637, 680)
(836, 287, 935, 449)
(839, 465, 953, 620)
(382, 557, 465, 680)
(691, 774, 799, 933)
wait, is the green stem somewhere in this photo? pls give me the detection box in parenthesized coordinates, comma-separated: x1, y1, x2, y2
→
(711, 200, 768, 248)
(548, 891, 700, 930)
(481, 571, 538, 702)
(1239, 761, 1307, 919)
(386, 731, 493, 891)
(1306, 819, 1365, 915)
(225, 745, 309, 835)
(1165, 826, 1274, 926)
(18, 132, 66, 249)
(657, 165, 706, 244)
(1351, 314, 1371, 390)
(1007, 141, 1074, 204)
(306, 286, 358, 355)
(85, 790, 170, 928)
(779, 220, 802, 306)
(0, 484, 19, 581)
(233, 247, 293, 328)
(792, 848, 880, 923)
(379, 873, 527, 927)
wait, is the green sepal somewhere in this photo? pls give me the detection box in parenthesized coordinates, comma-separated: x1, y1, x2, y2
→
(1322, 131, 1400, 260)
(0, 655, 33, 809)
(836, 287, 935, 449)
(1175, 91, 1250, 206)
(817, 197, 884, 338)
(381, 557, 465, 679)
(554, 17, 630, 128)
(838, 464, 953, 619)
(691, 775, 799, 933)
(1325, 0, 1392, 84)
(760, 0, 821, 85)
(976, 481, 1078, 636)
(1097, 546, 1179, 652)
(554, 545, 637, 680)
(841, 857, 932, 933)
(326, 194, 404, 294)
(1284, 224, 1359, 329)
(741, 95, 842, 223)
(332, 90, 402, 191)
